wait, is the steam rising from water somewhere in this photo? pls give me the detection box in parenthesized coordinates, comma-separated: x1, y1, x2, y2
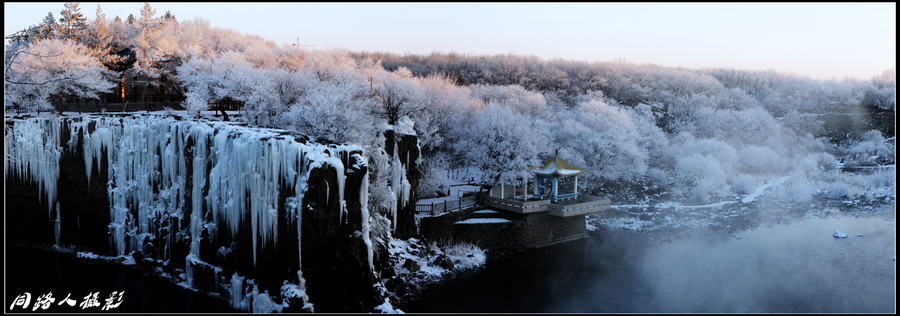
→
(553, 213, 895, 313)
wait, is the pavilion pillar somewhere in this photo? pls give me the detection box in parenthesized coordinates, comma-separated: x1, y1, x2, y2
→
(535, 177, 540, 198)
(574, 176, 578, 196)
(552, 177, 558, 200)
(500, 184, 504, 199)
(521, 177, 527, 201)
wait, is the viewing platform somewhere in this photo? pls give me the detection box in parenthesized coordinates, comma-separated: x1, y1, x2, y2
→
(484, 193, 610, 217)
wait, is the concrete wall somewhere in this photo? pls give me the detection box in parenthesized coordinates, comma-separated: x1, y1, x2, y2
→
(419, 206, 588, 250)
(523, 212, 588, 249)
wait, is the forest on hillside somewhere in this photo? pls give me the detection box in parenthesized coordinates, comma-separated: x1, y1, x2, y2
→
(5, 3, 896, 213)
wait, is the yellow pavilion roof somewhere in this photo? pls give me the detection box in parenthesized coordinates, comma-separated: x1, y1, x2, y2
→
(532, 157, 588, 177)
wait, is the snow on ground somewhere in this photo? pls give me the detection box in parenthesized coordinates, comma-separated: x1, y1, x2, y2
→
(76, 251, 100, 259)
(374, 299, 404, 313)
(417, 185, 480, 205)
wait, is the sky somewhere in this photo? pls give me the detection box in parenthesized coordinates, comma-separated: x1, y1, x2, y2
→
(4, 2, 896, 80)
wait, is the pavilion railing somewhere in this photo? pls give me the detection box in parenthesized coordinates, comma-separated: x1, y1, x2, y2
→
(416, 196, 477, 216)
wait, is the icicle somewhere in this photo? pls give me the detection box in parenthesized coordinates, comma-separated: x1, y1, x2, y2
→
(5, 118, 61, 217)
(189, 124, 208, 278)
(7, 114, 372, 308)
(54, 202, 61, 247)
(360, 169, 374, 273)
(231, 273, 246, 310)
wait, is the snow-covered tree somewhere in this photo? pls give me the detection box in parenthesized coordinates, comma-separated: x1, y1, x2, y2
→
(5, 39, 115, 111)
(373, 71, 426, 125)
(454, 104, 550, 186)
(39, 12, 59, 39)
(466, 83, 549, 116)
(280, 79, 377, 145)
(304, 48, 357, 82)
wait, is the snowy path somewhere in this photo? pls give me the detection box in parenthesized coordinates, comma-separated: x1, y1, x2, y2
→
(741, 176, 791, 204)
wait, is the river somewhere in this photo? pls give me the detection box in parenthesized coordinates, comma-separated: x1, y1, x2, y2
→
(400, 211, 896, 313)
(5, 210, 894, 313)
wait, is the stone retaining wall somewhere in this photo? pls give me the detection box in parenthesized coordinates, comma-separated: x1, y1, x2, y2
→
(418, 206, 588, 250)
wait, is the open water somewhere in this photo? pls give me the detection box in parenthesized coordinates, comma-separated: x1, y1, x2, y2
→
(5, 210, 894, 313)
(400, 212, 896, 313)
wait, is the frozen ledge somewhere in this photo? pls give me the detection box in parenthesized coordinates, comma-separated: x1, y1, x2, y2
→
(455, 218, 512, 224)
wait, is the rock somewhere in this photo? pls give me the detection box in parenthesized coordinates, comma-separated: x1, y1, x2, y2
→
(131, 251, 145, 262)
(433, 255, 455, 270)
(856, 234, 863, 237)
(833, 230, 848, 238)
(733, 235, 742, 240)
(402, 258, 421, 273)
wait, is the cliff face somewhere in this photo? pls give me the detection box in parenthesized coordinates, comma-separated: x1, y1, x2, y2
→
(4, 114, 380, 312)
(383, 129, 420, 240)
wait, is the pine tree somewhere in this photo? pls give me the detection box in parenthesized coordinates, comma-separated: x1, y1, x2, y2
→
(135, 2, 160, 102)
(162, 10, 176, 24)
(58, 2, 87, 41)
(88, 4, 122, 68)
(39, 12, 59, 40)
(126, 13, 135, 25)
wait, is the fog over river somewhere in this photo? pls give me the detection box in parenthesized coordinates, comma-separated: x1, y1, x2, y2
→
(401, 209, 895, 313)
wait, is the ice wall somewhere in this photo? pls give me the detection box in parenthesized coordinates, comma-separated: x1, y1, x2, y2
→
(5, 114, 371, 312)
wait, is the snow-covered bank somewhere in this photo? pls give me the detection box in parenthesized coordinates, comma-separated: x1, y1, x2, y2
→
(381, 238, 487, 308)
(593, 173, 895, 244)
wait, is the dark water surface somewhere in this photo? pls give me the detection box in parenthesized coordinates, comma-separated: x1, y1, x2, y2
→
(4, 214, 894, 313)
(5, 246, 240, 313)
(401, 214, 896, 313)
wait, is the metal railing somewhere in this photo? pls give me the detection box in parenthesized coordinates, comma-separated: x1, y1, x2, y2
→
(416, 196, 476, 215)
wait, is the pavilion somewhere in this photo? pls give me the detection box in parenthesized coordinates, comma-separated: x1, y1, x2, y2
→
(532, 156, 588, 202)
(485, 155, 610, 217)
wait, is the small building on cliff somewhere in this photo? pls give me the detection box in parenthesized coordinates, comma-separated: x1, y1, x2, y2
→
(420, 155, 611, 250)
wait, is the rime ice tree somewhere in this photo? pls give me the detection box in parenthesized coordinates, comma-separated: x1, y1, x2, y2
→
(5, 39, 116, 111)
(553, 98, 649, 190)
(455, 104, 550, 186)
(373, 70, 426, 125)
(281, 79, 377, 145)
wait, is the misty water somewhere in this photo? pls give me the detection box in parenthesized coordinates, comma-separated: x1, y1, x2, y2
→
(401, 210, 896, 313)
(4, 208, 895, 313)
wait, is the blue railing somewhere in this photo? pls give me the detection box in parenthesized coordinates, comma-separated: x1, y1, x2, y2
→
(534, 190, 578, 202)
